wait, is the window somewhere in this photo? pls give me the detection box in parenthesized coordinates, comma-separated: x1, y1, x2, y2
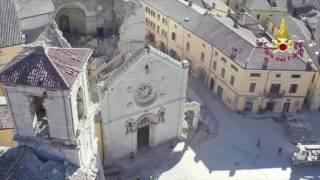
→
(202, 43, 206, 48)
(250, 73, 261, 77)
(230, 75, 235, 86)
(276, 74, 281, 78)
(174, 24, 177, 28)
(257, 14, 260, 19)
(157, 14, 160, 20)
(187, 33, 191, 38)
(291, 74, 301, 78)
(186, 42, 190, 51)
(162, 17, 167, 25)
(231, 64, 238, 72)
(249, 83, 256, 92)
(221, 68, 225, 78)
(157, 26, 159, 33)
(171, 32, 176, 41)
(270, 84, 281, 93)
(151, 10, 155, 17)
(145, 7, 149, 12)
(200, 52, 205, 62)
(212, 61, 217, 70)
(289, 84, 298, 93)
(145, 18, 150, 25)
(162, 29, 167, 37)
(312, 74, 316, 82)
(215, 51, 218, 56)
(221, 57, 227, 63)
(150, 21, 155, 29)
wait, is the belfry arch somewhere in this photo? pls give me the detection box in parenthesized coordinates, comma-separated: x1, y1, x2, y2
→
(55, 3, 88, 35)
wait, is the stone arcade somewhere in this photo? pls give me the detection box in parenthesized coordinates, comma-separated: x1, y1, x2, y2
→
(100, 46, 189, 162)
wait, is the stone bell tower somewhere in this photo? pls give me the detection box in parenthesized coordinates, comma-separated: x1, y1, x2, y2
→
(0, 46, 104, 179)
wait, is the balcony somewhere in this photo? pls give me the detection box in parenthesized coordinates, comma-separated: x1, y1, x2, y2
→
(263, 90, 285, 99)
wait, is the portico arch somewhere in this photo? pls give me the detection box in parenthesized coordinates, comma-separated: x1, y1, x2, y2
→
(196, 66, 208, 84)
(55, 3, 88, 34)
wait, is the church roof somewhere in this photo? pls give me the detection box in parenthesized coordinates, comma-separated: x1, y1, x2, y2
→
(0, 0, 25, 48)
(0, 46, 92, 90)
(14, 0, 55, 19)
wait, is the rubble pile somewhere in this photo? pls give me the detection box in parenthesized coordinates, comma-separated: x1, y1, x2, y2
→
(0, 146, 96, 180)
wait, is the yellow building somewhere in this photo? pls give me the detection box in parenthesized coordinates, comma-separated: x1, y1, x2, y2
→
(0, 97, 16, 147)
(143, 0, 317, 113)
(0, 0, 24, 147)
(0, 0, 25, 96)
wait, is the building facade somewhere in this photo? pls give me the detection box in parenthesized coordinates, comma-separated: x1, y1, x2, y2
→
(0, 46, 104, 179)
(0, 0, 25, 96)
(100, 46, 189, 162)
(143, 0, 317, 113)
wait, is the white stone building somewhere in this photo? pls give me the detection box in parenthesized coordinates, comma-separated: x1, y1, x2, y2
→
(14, 0, 55, 31)
(0, 46, 104, 179)
(100, 46, 189, 162)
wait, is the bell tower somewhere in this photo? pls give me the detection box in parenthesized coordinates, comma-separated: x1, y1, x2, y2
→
(0, 46, 103, 178)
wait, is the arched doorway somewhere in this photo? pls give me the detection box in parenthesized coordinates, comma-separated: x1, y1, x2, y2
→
(197, 67, 207, 84)
(137, 117, 150, 149)
(55, 4, 87, 35)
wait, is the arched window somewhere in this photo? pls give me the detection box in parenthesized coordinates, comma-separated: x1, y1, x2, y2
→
(76, 87, 85, 120)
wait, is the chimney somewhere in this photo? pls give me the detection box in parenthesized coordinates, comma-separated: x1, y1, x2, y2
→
(306, 61, 312, 71)
(212, 2, 216, 9)
(188, 0, 193, 7)
(256, 38, 264, 46)
(227, 9, 231, 17)
(262, 57, 269, 70)
(230, 47, 238, 59)
(233, 20, 239, 28)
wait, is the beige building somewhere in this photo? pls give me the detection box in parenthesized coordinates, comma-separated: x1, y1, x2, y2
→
(0, 0, 25, 96)
(143, 0, 317, 113)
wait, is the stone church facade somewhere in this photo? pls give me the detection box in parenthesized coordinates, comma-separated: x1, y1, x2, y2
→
(100, 46, 189, 162)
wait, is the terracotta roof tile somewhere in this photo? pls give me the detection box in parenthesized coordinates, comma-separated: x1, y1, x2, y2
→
(0, 46, 92, 89)
(0, 0, 25, 48)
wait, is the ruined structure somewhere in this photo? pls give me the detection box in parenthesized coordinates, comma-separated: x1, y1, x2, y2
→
(0, 46, 104, 179)
(98, 46, 189, 162)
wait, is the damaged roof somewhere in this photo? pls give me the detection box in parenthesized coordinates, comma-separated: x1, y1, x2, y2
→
(14, 0, 55, 19)
(0, 0, 25, 48)
(0, 46, 92, 89)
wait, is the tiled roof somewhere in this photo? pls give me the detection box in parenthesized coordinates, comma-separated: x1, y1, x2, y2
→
(0, 46, 92, 90)
(14, 0, 55, 19)
(144, 0, 313, 71)
(235, 0, 287, 11)
(0, 0, 25, 48)
(268, 16, 312, 41)
(304, 40, 320, 71)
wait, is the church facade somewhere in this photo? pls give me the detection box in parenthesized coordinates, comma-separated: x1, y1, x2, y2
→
(100, 46, 189, 162)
